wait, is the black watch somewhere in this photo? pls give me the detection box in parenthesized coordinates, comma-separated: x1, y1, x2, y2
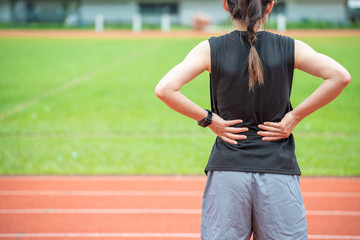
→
(198, 109, 212, 127)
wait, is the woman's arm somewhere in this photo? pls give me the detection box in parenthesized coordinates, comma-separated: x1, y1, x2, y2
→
(155, 40, 248, 144)
(257, 40, 351, 141)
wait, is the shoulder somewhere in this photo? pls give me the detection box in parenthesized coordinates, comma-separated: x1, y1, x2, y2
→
(182, 40, 210, 72)
(262, 31, 294, 46)
(294, 39, 315, 52)
(209, 31, 238, 44)
(188, 40, 210, 57)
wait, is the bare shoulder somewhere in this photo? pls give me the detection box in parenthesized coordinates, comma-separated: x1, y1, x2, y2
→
(294, 40, 316, 57)
(294, 39, 318, 69)
(186, 40, 210, 57)
(294, 39, 351, 82)
(183, 40, 211, 72)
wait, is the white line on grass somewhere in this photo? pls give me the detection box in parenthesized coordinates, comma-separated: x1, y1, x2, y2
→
(0, 208, 359, 216)
(0, 42, 160, 121)
(0, 190, 359, 198)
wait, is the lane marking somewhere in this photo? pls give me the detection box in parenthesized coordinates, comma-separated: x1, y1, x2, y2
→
(0, 209, 359, 216)
(0, 190, 203, 196)
(308, 236, 360, 239)
(0, 208, 201, 214)
(306, 210, 360, 216)
(0, 233, 200, 238)
(302, 192, 360, 198)
(0, 175, 358, 182)
(0, 42, 159, 121)
(0, 233, 359, 239)
(0, 175, 206, 182)
(0, 190, 359, 197)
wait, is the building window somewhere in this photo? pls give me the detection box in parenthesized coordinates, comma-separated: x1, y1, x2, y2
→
(139, 3, 178, 15)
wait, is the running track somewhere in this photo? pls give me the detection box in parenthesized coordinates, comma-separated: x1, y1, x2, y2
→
(0, 176, 359, 240)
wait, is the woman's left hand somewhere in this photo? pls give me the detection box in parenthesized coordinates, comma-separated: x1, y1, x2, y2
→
(257, 111, 301, 141)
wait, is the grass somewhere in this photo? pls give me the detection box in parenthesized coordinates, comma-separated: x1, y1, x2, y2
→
(0, 35, 359, 176)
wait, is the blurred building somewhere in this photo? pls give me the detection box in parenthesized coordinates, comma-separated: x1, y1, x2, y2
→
(0, 0, 351, 25)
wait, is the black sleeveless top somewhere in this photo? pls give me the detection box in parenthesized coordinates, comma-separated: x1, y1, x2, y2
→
(206, 30, 301, 175)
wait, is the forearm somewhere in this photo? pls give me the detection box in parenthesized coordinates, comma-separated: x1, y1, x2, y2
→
(291, 78, 349, 121)
(156, 90, 207, 122)
(293, 40, 351, 121)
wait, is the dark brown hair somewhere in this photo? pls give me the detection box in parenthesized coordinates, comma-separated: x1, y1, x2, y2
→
(227, 0, 273, 92)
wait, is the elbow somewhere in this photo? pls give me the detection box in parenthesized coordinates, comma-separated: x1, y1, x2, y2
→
(342, 71, 351, 86)
(332, 68, 351, 87)
(154, 84, 167, 100)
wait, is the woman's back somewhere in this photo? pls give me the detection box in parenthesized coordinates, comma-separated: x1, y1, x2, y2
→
(206, 30, 300, 175)
(210, 30, 294, 127)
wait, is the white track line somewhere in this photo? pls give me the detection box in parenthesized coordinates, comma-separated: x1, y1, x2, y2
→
(0, 233, 359, 239)
(308, 235, 360, 239)
(0, 190, 359, 198)
(0, 209, 359, 216)
(302, 192, 360, 198)
(0, 175, 206, 182)
(306, 210, 360, 216)
(0, 208, 201, 214)
(0, 190, 203, 196)
(0, 176, 358, 182)
(0, 233, 200, 238)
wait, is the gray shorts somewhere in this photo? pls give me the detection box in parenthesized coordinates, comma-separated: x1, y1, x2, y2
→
(201, 171, 308, 240)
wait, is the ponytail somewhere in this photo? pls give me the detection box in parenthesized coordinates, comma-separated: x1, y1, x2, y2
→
(245, 0, 264, 92)
(228, 0, 271, 92)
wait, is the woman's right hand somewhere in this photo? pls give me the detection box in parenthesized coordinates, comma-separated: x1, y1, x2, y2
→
(208, 113, 248, 145)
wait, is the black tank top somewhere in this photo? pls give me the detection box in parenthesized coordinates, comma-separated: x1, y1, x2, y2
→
(206, 30, 301, 175)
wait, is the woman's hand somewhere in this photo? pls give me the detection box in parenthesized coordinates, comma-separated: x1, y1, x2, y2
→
(257, 111, 301, 141)
(209, 113, 248, 145)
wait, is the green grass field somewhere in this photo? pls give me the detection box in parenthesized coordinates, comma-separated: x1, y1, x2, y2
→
(0, 35, 359, 175)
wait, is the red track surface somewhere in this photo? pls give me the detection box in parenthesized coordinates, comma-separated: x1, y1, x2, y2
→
(0, 176, 359, 240)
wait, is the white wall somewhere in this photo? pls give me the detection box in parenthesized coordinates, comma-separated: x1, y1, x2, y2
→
(0, 0, 11, 22)
(80, 0, 137, 24)
(286, 0, 347, 22)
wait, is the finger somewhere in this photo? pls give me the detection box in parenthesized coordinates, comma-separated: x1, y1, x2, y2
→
(221, 136, 238, 145)
(226, 127, 249, 133)
(263, 122, 281, 127)
(257, 131, 283, 137)
(258, 125, 283, 133)
(225, 119, 243, 126)
(258, 124, 281, 133)
(224, 132, 247, 140)
(261, 136, 284, 141)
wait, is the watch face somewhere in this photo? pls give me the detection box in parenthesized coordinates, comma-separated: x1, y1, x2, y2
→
(198, 110, 212, 127)
(203, 119, 211, 127)
(198, 118, 211, 127)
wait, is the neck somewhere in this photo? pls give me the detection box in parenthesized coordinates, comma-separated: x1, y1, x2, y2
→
(233, 18, 266, 32)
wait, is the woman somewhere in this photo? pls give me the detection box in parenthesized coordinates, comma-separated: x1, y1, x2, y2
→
(155, 0, 351, 239)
